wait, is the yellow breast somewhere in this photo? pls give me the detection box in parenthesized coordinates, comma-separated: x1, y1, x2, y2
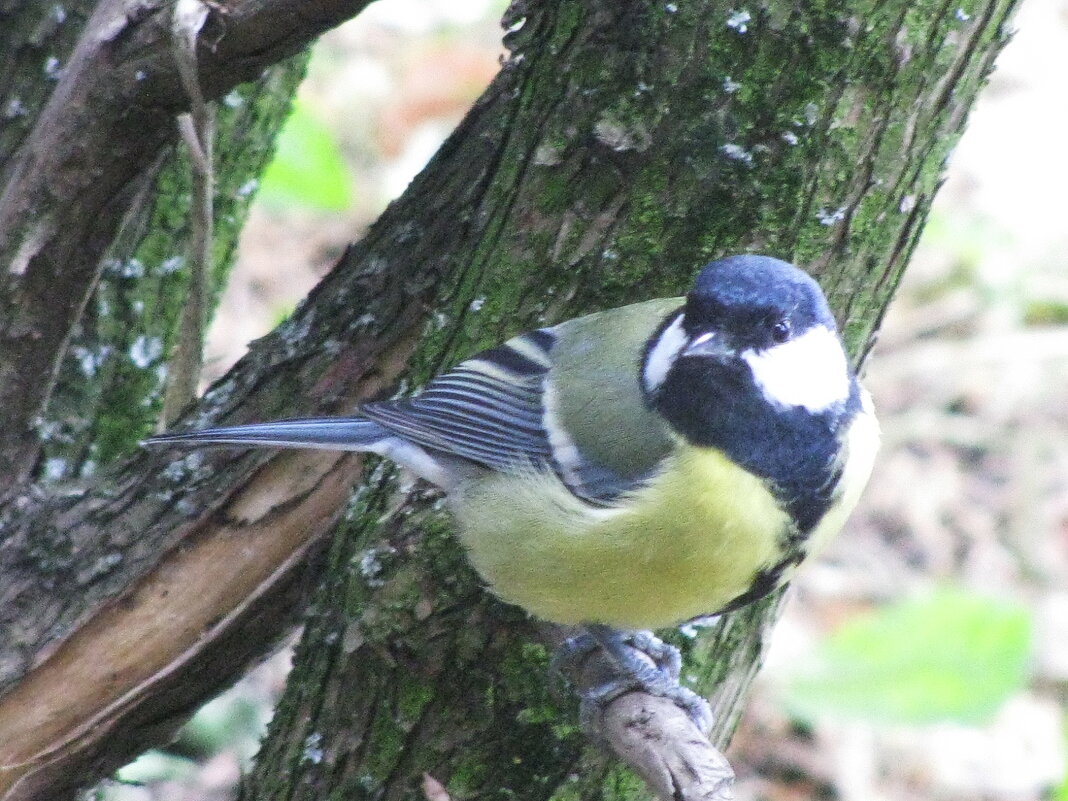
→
(451, 444, 792, 629)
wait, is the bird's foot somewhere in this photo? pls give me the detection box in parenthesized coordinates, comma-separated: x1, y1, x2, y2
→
(555, 624, 713, 735)
(554, 626, 680, 681)
(582, 672, 714, 735)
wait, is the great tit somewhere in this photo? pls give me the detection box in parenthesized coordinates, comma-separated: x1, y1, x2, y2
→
(148, 254, 879, 725)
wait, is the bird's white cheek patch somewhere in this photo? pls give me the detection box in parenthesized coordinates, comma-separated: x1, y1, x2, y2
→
(642, 313, 687, 393)
(743, 326, 850, 412)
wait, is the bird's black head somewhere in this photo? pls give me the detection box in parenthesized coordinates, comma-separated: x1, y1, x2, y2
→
(641, 254, 860, 532)
(682, 255, 837, 352)
(642, 255, 850, 416)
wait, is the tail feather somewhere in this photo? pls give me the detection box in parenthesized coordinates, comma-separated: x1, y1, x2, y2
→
(145, 417, 388, 452)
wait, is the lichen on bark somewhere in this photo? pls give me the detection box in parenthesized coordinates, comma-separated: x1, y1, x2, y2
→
(237, 1, 1018, 799)
(41, 55, 310, 480)
(0, 0, 1019, 798)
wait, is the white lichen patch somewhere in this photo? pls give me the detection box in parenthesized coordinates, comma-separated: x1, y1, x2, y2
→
(726, 8, 751, 32)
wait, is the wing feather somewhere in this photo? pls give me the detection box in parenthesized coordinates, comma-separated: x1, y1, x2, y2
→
(360, 307, 675, 504)
(361, 333, 556, 475)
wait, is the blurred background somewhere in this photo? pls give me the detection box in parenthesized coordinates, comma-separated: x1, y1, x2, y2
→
(95, 0, 1068, 798)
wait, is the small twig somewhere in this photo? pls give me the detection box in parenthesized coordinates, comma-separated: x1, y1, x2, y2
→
(548, 625, 735, 801)
(170, 0, 211, 117)
(599, 692, 735, 801)
(161, 0, 216, 428)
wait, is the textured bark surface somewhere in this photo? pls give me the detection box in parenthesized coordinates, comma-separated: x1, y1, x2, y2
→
(0, 0, 1018, 798)
(43, 58, 310, 479)
(0, 0, 363, 796)
(235, 1, 1020, 799)
(0, 0, 372, 490)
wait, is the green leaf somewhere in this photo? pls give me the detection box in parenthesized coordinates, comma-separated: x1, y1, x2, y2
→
(176, 692, 266, 756)
(1053, 725, 1068, 801)
(780, 588, 1032, 726)
(258, 100, 353, 212)
(114, 750, 196, 784)
(1056, 773, 1068, 801)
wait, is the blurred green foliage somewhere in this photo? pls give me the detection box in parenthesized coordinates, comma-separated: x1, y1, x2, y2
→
(173, 690, 270, 760)
(919, 211, 1013, 281)
(781, 587, 1032, 726)
(113, 750, 197, 786)
(1023, 299, 1068, 327)
(110, 685, 271, 790)
(259, 99, 354, 212)
(1056, 774, 1068, 799)
(1054, 753, 1068, 801)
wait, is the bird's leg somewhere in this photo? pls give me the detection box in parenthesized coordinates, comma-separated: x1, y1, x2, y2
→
(624, 629, 683, 679)
(555, 624, 713, 734)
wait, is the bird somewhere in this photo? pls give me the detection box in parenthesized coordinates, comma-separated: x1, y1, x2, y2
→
(146, 254, 879, 731)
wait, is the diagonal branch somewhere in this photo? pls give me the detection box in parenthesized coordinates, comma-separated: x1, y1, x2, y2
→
(0, 50, 528, 796)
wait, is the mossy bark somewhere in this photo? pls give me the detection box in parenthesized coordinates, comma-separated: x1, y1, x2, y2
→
(0, 3, 316, 797)
(236, 1, 1017, 799)
(41, 58, 310, 479)
(0, 0, 310, 484)
(0, 0, 371, 488)
(0, 0, 1017, 798)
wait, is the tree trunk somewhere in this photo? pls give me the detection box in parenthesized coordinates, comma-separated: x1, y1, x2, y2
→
(239, 0, 1018, 798)
(0, 0, 372, 489)
(0, 0, 1017, 799)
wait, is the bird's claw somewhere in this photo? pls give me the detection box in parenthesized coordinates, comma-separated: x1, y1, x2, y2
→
(555, 626, 713, 735)
(628, 629, 682, 681)
(580, 671, 714, 735)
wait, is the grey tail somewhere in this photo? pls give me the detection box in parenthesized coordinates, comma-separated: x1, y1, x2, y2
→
(144, 417, 389, 452)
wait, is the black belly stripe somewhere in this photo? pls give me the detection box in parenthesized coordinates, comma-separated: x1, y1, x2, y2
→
(717, 550, 806, 614)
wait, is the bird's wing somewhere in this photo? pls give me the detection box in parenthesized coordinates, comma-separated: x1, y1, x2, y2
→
(362, 299, 681, 504)
(546, 298, 680, 499)
(360, 330, 557, 475)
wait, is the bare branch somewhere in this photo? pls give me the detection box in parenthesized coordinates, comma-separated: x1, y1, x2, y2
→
(559, 638, 737, 801)
(162, 0, 216, 425)
(601, 694, 735, 801)
(0, 0, 373, 490)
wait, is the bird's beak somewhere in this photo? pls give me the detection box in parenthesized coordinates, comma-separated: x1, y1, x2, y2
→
(682, 332, 734, 360)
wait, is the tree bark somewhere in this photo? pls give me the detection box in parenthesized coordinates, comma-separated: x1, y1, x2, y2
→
(0, 0, 1018, 799)
(237, 1, 1020, 799)
(0, 0, 372, 490)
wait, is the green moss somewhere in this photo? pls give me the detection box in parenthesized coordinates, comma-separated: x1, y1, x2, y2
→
(41, 53, 311, 480)
(360, 704, 408, 782)
(447, 752, 490, 796)
(535, 156, 581, 213)
(396, 676, 435, 725)
(602, 764, 653, 801)
(616, 174, 669, 261)
(499, 642, 559, 725)
(239, 0, 1020, 796)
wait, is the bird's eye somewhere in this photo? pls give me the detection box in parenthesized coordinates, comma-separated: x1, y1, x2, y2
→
(770, 319, 791, 343)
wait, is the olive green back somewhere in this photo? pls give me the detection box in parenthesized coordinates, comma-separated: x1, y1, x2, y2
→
(549, 297, 682, 480)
